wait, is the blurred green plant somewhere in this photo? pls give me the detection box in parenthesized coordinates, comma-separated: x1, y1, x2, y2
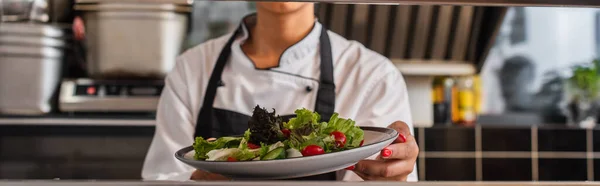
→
(568, 59, 600, 99)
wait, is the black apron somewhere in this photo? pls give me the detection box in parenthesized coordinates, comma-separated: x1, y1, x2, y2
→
(194, 25, 337, 180)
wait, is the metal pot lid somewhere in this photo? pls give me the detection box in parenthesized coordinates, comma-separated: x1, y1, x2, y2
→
(0, 23, 71, 38)
(74, 3, 192, 12)
(75, 0, 193, 5)
(0, 35, 67, 48)
(0, 45, 64, 58)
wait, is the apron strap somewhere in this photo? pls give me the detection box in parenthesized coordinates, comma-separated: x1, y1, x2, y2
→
(314, 27, 335, 122)
(194, 26, 241, 138)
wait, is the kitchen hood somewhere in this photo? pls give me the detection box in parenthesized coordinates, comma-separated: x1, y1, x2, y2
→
(312, 3, 507, 126)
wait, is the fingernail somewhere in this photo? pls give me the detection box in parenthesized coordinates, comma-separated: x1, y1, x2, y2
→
(345, 165, 355, 170)
(398, 133, 407, 143)
(381, 148, 392, 157)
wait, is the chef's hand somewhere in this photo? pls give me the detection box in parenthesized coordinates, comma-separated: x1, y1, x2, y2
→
(350, 121, 418, 181)
(190, 170, 230, 181)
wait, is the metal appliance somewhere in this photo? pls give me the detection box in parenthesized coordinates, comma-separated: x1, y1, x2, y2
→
(57, 0, 192, 113)
(59, 79, 163, 112)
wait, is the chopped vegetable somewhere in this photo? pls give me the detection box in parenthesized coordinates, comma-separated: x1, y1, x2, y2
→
(330, 131, 347, 148)
(281, 129, 291, 138)
(301, 145, 325, 156)
(247, 105, 284, 145)
(248, 143, 260, 149)
(193, 137, 242, 160)
(262, 147, 286, 160)
(284, 108, 320, 130)
(206, 148, 239, 161)
(286, 148, 303, 158)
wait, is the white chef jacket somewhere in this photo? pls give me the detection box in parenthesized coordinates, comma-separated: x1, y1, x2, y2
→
(141, 15, 417, 181)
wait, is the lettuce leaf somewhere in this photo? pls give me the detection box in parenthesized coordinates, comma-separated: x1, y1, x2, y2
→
(193, 137, 242, 160)
(231, 144, 259, 161)
(206, 148, 239, 161)
(321, 113, 364, 149)
(258, 142, 270, 159)
(284, 108, 321, 130)
(347, 126, 364, 148)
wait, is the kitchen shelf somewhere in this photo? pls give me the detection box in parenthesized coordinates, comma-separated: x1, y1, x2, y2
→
(0, 113, 155, 126)
(0, 118, 155, 126)
(392, 59, 476, 76)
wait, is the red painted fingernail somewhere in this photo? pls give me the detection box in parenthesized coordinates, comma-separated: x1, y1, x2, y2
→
(397, 133, 407, 143)
(381, 148, 392, 157)
(345, 165, 355, 170)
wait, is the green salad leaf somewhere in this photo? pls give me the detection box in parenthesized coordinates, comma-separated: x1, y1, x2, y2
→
(284, 108, 321, 129)
(258, 142, 270, 159)
(347, 127, 364, 147)
(321, 113, 364, 148)
(193, 136, 242, 160)
(231, 142, 259, 161)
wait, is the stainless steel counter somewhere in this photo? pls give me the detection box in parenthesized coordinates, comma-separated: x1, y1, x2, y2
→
(2, 181, 600, 186)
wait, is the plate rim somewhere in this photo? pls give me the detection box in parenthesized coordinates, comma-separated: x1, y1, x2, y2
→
(174, 126, 398, 164)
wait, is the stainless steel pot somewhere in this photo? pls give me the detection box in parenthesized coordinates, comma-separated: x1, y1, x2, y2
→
(0, 45, 63, 115)
(0, 23, 66, 115)
(76, 3, 190, 79)
(0, 22, 70, 37)
(1, 0, 32, 22)
(0, 34, 66, 47)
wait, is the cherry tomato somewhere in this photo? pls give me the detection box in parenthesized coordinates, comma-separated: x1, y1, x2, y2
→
(227, 157, 237, 162)
(247, 142, 260, 149)
(301, 145, 325, 156)
(281, 129, 291, 138)
(330, 131, 347, 148)
(359, 140, 364, 147)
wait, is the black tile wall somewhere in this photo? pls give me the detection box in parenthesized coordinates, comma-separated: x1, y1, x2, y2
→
(414, 128, 419, 146)
(593, 130, 600, 152)
(425, 158, 476, 181)
(425, 127, 475, 151)
(481, 128, 531, 151)
(594, 159, 600, 179)
(482, 158, 531, 181)
(539, 159, 587, 181)
(538, 129, 586, 152)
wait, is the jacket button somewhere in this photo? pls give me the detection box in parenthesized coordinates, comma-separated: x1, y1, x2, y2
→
(305, 86, 313, 92)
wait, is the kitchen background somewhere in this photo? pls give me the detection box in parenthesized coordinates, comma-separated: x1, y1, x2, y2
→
(2, 0, 600, 181)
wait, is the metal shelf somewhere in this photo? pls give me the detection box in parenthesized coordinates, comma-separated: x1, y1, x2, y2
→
(0, 118, 155, 126)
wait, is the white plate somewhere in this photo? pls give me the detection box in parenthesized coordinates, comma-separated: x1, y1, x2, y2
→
(175, 126, 398, 180)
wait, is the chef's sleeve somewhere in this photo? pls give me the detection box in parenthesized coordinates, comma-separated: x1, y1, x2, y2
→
(341, 68, 418, 182)
(141, 57, 196, 180)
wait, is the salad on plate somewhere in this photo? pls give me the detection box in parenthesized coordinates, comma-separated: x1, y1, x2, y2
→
(193, 105, 365, 161)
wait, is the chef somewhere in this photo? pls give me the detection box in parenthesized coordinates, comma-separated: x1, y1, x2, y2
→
(141, 2, 419, 182)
